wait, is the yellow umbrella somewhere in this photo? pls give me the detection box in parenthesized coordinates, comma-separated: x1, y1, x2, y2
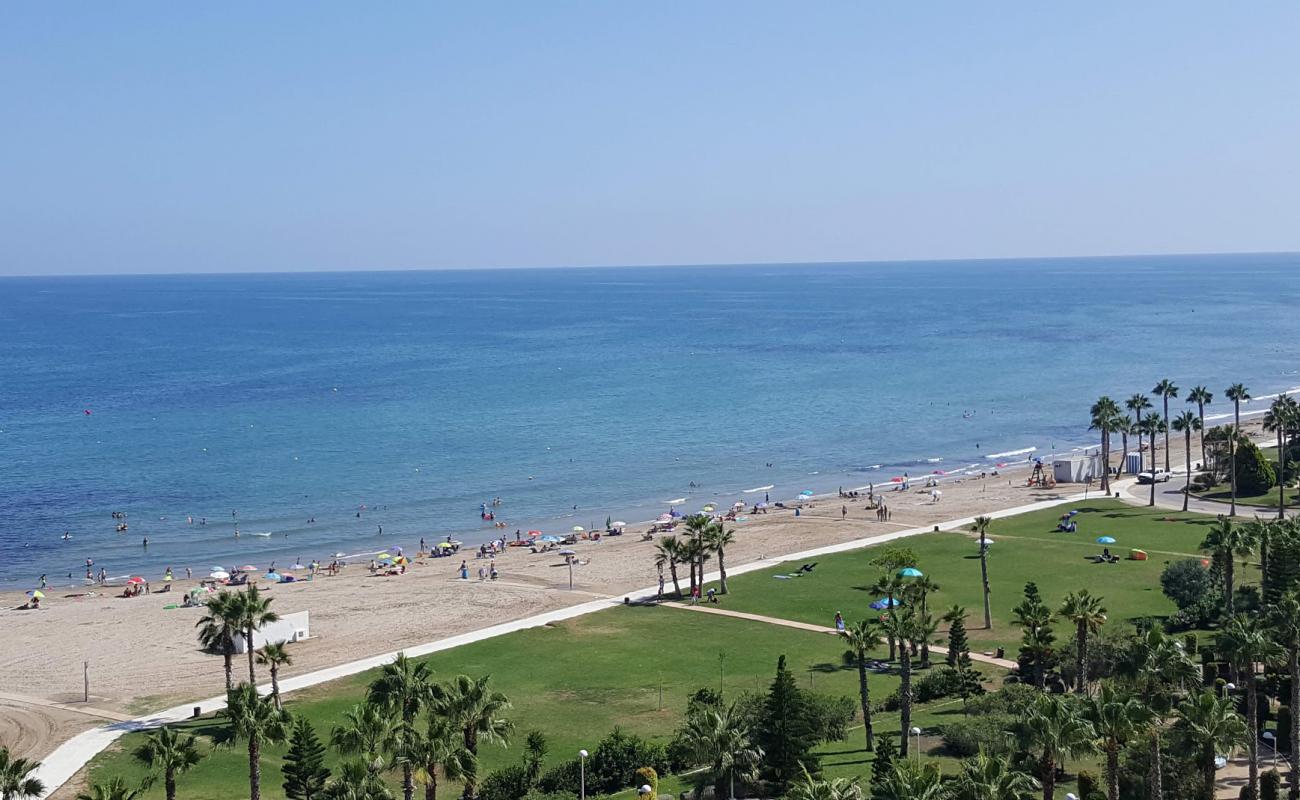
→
(27, 589, 45, 599)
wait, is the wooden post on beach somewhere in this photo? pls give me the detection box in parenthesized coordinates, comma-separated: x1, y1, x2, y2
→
(567, 556, 574, 590)
(84, 660, 89, 703)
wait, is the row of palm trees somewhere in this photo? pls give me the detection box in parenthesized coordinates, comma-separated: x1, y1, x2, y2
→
(195, 585, 285, 693)
(653, 514, 735, 597)
(1089, 381, 1268, 512)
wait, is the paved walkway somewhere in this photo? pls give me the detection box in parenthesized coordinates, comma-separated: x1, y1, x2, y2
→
(32, 487, 1093, 798)
(661, 602, 1020, 670)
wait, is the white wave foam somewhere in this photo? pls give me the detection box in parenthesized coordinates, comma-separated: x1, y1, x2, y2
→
(984, 446, 1037, 459)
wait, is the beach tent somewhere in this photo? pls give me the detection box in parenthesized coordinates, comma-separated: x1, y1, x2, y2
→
(1130, 549, 1149, 561)
(870, 598, 901, 610)
(1097, 536, 1116, 544)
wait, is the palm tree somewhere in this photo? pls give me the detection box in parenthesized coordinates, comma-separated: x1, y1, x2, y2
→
(236, 585, 279, 683)
(1060, 590, 1107, 693)
(1176, 690, 1248, 800)
(331, 703, 397, 774)
(841, 619, 882, 751)
(75, 778, 142, 800)
(1219, 614, 1283, 800)
(1139, 413, 1165, 505)
(1117, 414, 1135, 476)
(704, 521, 736, 594)
(1172, 411, 1202, 512)
(1270, 590, 1300, 800)
(398, 718, 472, 800)
(1264, 395, 1297, 520)
(786, 766, 862, 800)
(969, 516, 994, 629)
(196, 590, 242, 691)
(1226, 383, 1252, 516)
(257, 643, 293, 710)
(1086, 683, 1150, 800)
(871, 759, 947, 800)
(322, 761, 394, 800)
(224, 683, 290, 800)
(368, 654, 436, 800)
(654, 536, 683, 598)
(1020, 693, 1096, 800)
(682, 700, 763, 800)
(867, 573, 906, 660)
(1091, 396, 1123, 492)
(132, 727, 203, 800)
(682, 514, 712, 594)
(435, 675, 512, 800)
(1127, 393, 1153, 471)
(0, 747, 44, 800)
(1123, 626, 1198, 800)
(1187, 386, 1214, 468)
(953, 749, 1039, 800)
(1154, 380, 1179, 471)
(882, 610, 919, 756)
(1202, 518, 1259, 618)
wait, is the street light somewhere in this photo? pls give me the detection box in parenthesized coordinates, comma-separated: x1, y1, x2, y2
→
(579, 749, 588, 800)
(1223, 682, 1237, 699)
(910, 726, 922, 760)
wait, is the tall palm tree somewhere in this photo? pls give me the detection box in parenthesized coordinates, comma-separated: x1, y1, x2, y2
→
(1187, 386, 1214, 468)
(1139, 413, 1165, 505)
(1172, 411, 1202, 512)
(704, 521, 736, 594)
(871, 760, 947, 800)
(1272, 590, 1300, 800)
(224, 683, 290, 800)
(1086, 683, 1150, 800)
(1202, 518, 1259, 618)
(132, 727, 203, 800)
(322, 761, 394, 800)
(1127, 393, 1153, 471)
(682, 700, 763, 800)
(1117, 415, 1135, 476)
(654, 536, 683, 598)
(841, 619, 882, 752)
(1264, 395, 1298, 520)
(786, 766, 862, 800)
(368, 654, 436, 800)
(1020, 693, 1096, 800)
(1154, 380, 1179, 472)
(236, 585, 279, 683)
(1091, 396, 1123, 492)
(953, 749, 1039, 800)
(75, 778, 142, 800)
(1123, 626, 1198, 800)
(398, 717, 472, 800)
(1219, 614, 1283, 800)
(196, 590, 242, 691)
(867, 573, 906, 660)
(331, 703, 398, 774)
(0, 747, 44, 800)
(434, 675, 512, 800)
(1060, 590, 1107, 693)
(257, 643, 293, 710)
(1176, 690, 1248, 800)
(1226, 383, 1251, 516)
(682, 514, 712, 594)
(882, 610, 919, 756)
(969, 516, 994, 629)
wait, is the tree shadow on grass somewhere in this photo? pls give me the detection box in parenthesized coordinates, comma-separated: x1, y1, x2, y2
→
(822, 757, 872, 768)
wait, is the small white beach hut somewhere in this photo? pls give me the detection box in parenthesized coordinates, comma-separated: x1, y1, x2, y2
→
(1053, 454, 1100, 483)
(233, 610, 310, 653)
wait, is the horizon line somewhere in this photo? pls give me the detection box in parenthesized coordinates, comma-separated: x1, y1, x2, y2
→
(1, 247, 1296, 280)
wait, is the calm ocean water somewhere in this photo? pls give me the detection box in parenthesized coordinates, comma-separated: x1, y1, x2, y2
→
(2, 254, 1299, 587)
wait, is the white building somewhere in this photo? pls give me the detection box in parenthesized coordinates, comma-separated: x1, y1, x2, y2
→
(233, 610, 310, 654)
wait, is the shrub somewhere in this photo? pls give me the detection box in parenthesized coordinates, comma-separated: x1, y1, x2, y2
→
(1161, 559, 1217, 610)
(964, 683, 1040, 717)
(1236, 440, 1276, 495)
(941, 715, 1014, 757)
(1077, 770, 1101, 800)
(804, 693, 857, 742)
(480, 765, 532, 800)
(635, 767, 658, 798)
(1262, 769, 1281, 800)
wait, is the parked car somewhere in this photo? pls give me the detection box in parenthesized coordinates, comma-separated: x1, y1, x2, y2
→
(1136, 470, 1173, 484)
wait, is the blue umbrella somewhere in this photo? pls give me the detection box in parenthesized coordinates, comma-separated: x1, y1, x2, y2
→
(1097, 536, 1116, 544)
(540, 535, 562, 543)
(264, 572, 283, 583)
(898, 567, 923, 578)
(870, 597, 901, 610)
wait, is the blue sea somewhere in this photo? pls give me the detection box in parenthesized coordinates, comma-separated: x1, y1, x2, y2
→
(3, 254, 1299, 588)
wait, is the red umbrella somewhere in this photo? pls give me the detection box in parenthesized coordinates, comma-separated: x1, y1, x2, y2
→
(127, 576, 145, 585)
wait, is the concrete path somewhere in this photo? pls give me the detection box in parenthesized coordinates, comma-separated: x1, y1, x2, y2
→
(32, 486, 1093, 798)
(662, 602, 1020, 670)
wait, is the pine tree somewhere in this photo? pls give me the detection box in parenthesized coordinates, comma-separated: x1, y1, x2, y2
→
(758, 655, 818, 789)
(868, 736, 898, 800)
(282, 715, 331, 800)
(946, 616, 969, 668)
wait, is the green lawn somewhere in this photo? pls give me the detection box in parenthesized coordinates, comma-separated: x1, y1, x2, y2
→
(1195, 486, 1298, 510)
(84, 499, 1215, 800)
(707, 500, 1224, 653)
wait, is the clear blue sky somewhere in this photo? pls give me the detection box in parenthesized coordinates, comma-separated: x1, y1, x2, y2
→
(3, 3, 1298, 275)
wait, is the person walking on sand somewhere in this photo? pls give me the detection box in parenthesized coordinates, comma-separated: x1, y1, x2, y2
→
(841, 504, 847, 520)
(459, 560, 468, 580)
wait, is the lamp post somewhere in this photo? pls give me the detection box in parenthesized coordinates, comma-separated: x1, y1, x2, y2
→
(910, 726, 922, 761)
(579, 749, 588, 800)
(1224, 681, 1237, 699)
